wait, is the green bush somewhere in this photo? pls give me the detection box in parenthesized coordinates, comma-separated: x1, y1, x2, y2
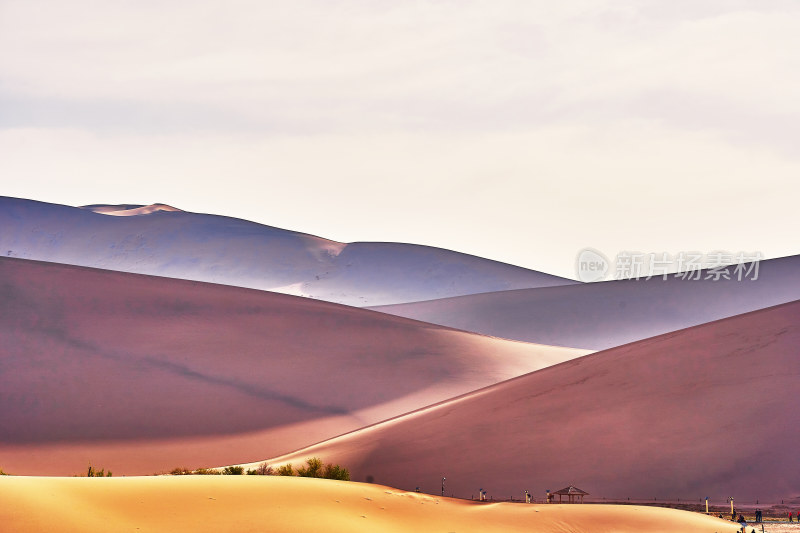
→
(323, 463, 350, 481)
(222, 466, 244, 475)
(297, 457, 323, 478)
(193, 468, 222, 475)
(247, 463, 272, 475)
(275, 464, 295, 476)
(86, 465, 112, 477)
(296, 458, 349, 481)
(168, 467, 193, 475)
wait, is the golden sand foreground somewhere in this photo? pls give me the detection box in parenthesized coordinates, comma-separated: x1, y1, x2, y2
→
(0, 476, 743, 533)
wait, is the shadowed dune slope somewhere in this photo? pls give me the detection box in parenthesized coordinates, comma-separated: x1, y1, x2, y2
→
(0, 476, 742, 533)
(369, 254, 800, 349)
(268, 300, 800, 502)
(0, 256, 587, 475)
(0, 196, 575, 306)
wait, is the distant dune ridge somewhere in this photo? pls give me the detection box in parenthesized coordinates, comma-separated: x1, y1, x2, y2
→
(80, 203, 184, 216)
(0, 196, 575, 306)
(266, 300, 800, 502)
(0, 256, 588, 475)
(369, 254, 800, 349)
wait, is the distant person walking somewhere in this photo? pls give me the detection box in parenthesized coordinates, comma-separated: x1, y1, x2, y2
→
(755, 509, 762, 523)
(789, 511, 793, 522)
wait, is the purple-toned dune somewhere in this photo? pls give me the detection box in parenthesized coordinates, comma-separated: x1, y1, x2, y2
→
(269, 300, 800, 502)
(369, 254, 800, 349)
(0, 256, 586, 475)
(0, 197, 575, 306)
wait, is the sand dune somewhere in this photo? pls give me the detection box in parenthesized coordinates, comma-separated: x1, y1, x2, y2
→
(267, 300, 800, 502)
(0, 476, 743, 533)
(369, 254, 800, 349)
(0, 196, 575, 306)
(81, 203, 183, 216)
(0, 256, 587, 475)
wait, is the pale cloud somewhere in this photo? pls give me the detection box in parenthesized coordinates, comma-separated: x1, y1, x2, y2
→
(1, 1, 798, 277)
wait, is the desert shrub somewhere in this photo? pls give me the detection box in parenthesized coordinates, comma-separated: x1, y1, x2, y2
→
(247, 463, 273, 476)
(275, 464, 294, 476)
(168, 459, 347, 480)
(323, 463, 350, 481)
(297, 457, 323, 478)
(0, 467, 8, 476)
(193, 468, 222, 475)
(295, 458, 349, 481)
(86, 465, 112, 477)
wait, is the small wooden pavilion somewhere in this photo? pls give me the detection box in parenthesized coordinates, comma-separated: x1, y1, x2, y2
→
(553, 485, 589, 503)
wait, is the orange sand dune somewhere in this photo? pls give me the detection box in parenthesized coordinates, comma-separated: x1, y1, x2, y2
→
(0, 256, 588, 476)
(267, 300, 800, 502)
(0, 476, 742, 533)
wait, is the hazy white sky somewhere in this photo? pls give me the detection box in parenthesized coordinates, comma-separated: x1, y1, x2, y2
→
(1, 0, 798, 277)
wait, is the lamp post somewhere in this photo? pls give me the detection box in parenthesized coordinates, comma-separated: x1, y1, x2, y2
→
(442, 477, 446, 497)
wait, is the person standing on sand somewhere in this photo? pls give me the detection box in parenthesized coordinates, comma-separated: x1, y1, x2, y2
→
(789, 511, 793, 522)
(737, 514, 747, 531)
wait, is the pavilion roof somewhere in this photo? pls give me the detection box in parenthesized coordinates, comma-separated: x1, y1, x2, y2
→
(553, 485, 589, 496)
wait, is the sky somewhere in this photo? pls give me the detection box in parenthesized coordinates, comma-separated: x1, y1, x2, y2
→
(1, 0, 799, 278)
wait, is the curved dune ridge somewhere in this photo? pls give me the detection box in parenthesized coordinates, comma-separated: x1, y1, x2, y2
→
(369, 254, 800, 349)
(81, 203, 184, 216)
(0, 196, 576, 306)
(0, 476, 742, 533)
(265, 300, 800, 502)
(0, 256, 589, 475)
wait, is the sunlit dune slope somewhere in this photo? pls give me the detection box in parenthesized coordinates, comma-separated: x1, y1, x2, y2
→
(0, 256, 587, 475)
(269, 300, 800, 502)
